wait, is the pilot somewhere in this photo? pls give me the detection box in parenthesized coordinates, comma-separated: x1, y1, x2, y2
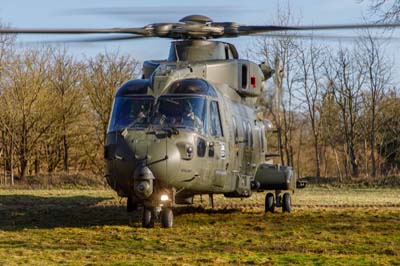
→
(181, 101, 203, 132)
(136, 105, 147, 119)
(131, 104, 149, 126)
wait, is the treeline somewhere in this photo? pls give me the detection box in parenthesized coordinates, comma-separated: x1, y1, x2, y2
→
(0, 34, 140, 184)
(254, 26, 400, 181)
(1, 25, 399, 185)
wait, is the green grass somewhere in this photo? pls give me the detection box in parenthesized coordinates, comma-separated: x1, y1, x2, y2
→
(0, 188, 399, 265)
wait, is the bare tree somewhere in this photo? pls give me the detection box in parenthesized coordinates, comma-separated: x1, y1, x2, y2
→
(377, 90, 400, 172)
(324, 46, 365, 178)
(47, 48, 84, 172)
(0, 22, 16, 185)
(0, 48, 59, 180)
(296, 42, 326, 179)
(81, 51, 140, 174)
(357, 35, 392, 177)
(251, 1, 302, 168)
(362, 0, 400, 22)
(320, 84, 345, 181)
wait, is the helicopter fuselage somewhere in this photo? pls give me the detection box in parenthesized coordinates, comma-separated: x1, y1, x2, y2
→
(104, 40, 297, 224)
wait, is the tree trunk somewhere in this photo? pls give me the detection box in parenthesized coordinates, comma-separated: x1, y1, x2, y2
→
(370, 136, 377, 178)
(63, 133, 68, 172)
(20, 158, 28, 182)
(349, 143, 359, 177)
(34, 157, 40, 176)
(313, 133, 321, 181)
(10, 131, 14, 186)
(2, 126, 6, 185)
(343, 143, 350, 179)
(333, 146, 343, 182)
(315, 144, 321, 180)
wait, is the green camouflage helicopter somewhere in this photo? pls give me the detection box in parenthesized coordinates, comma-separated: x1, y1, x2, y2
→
(2, 14, 400, 228)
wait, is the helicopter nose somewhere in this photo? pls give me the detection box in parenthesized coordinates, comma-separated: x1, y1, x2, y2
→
(146, 138, 181, 186)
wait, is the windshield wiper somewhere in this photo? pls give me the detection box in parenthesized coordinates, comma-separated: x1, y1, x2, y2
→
(160, 126, 179, 136)
(146, 126, 179, 138)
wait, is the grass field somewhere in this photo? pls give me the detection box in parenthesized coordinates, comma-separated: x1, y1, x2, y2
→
(0, 187, 399, 265)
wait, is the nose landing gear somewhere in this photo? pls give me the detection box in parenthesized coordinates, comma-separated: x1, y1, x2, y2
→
(141, 204, 174, 228)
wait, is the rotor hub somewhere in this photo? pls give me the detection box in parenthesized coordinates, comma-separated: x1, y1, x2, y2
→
(179, 15, 213, 24)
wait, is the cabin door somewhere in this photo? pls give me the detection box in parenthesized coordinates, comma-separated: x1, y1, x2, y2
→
(208, 100, 227, 189)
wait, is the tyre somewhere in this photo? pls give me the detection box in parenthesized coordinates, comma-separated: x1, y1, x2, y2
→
(161, 208, 173, 228)
(282, 192, 292, 213)
(142, 207, 154, 228)
(265, 193, 275, 213)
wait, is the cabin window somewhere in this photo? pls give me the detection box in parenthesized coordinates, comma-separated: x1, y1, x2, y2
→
(108, 96, 154, 132)
(241, 65, 248, 89)
(210, 101, 223, 137)
(232, 117, 238, 144)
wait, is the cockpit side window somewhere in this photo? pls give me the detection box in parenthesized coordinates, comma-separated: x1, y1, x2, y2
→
(108, 96, 154, 132)
(210, 101, 223, 137)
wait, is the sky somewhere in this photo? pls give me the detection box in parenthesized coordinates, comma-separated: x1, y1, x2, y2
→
(1, 0, 400, 80)
(0, 0, 381, 59)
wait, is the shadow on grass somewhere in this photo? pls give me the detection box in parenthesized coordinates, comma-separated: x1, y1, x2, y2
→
(0, 194, 131, 230)
(0, 195, 242, 231)
(174, 205, 240, 215)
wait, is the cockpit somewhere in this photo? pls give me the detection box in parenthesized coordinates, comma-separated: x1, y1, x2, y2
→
(108, 78, 218, 135)
(152, 96, 207, 134)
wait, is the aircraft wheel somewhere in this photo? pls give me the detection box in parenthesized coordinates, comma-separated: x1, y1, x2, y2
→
(265, 192, 275, 213)
(142, 207, 154, 228)
(282, 193, 292, 213)
(161, 208, 173, 228)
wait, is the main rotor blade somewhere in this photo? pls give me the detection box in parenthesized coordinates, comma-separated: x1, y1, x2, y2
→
(67, 35, 153, 43)
(0, 27, 150, 35)
(238, 23, 400, 35)
(253, 32, 400, 42)
(25, 35, 153, 45)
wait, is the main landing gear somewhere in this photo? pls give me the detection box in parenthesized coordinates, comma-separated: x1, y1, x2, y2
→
(141, 206, 174, 228)
(265, 191, 292, 213)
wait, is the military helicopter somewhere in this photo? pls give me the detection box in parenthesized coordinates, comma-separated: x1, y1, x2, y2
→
(2, 14, 400, 228)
